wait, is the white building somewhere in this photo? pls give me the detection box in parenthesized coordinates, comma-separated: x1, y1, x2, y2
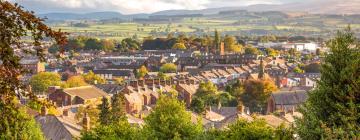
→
(282, 42, 319, 53)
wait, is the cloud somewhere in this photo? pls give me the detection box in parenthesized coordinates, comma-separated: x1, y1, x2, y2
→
(9, 0, 304, 14)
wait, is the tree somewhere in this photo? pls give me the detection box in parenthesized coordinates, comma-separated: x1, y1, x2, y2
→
(64, 37, 85, 51)
(83, 71, 106, 85)
(190, 98, 206, 114)
(159, 63, 177, 73)
(30, 72, 62, 93)
(224, 35, 236, 50)
(242, 79, 277, 113)
(101, 39, 115, 52)
(0, 2, 66, 139)
(191, 81, 234, 111)
(120, 38, 140, 52)
(85, 38, 102, 50)
(265, 48, 279, 57)
(114, 77, 124, 85)
(110, 93, 127, 123)
(225, 119, 274, 140)
(293, 66, 304, 74)
(172, 43, 186, 50)
(64, 75, 87, 88)
(136, 65, 148, 78)
(98, 96, 111, 125)
(304, 63, 321, 73)
(214, 30, 220, 51)
(0, 104, 44, 140)
(75, 105, 100, 127)
(296, 28, 360, 139)
(81, 121, 138, 140)
(244, 46, 260, 55)
(258, 58, 265, 79)
(143, 96, 202, 139)
(224, 35, 242, 53)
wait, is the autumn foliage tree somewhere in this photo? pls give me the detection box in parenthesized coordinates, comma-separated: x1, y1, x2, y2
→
(242, 79, 277, 113)
(0, 1, 67, 139)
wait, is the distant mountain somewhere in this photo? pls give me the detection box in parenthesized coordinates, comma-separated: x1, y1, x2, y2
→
(242, 0, 360, 14)
(39, 0, 360, 21)
(38, 12, 125, 20)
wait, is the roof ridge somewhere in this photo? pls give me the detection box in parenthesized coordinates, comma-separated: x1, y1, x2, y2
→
(64, 85, 92, 90)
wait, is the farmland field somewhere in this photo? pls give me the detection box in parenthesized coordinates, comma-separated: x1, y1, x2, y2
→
(49, 17, 360, 40)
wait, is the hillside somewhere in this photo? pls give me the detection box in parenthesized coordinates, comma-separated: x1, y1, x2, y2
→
(38, 0, 360, 20)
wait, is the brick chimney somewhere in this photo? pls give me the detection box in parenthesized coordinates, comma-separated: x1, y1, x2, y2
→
(48, 86, 60, 94)
(130, 80, 138, 88)
(63, 109, 69, 117)
(220, 42, 225, 55)
(279, 106, 286, 117)
(160, 80, 166, 86)
(237, 103, 245, 115)
(41, 106, 47, 116)
(82, 113, 90, 131)
(138, 79, 144, 87)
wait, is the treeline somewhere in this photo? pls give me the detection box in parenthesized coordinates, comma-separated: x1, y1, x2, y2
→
(49, 36, 117, 53)
(82, 94, 293, 140)
(48, 31, 276, 54)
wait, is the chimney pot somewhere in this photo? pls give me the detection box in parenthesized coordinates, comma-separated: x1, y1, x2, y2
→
(83, 113, 90, 131)
(41, 106, 47, 116)
(63, 109, 69, 116)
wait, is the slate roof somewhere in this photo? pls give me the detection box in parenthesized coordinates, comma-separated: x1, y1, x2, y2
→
(19, 58, 39, 65)
(95, 84, 124, 94)
(93, 69, 134, 77)
(35, 115, 82, 140)
(258, 114, 289, 128)
(177, 84, 198, 95)
(64, 86, 109, 100)
(271, 90, 308, 105)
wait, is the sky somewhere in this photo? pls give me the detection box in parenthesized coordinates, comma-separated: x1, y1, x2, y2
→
(9, 0, 313, 14)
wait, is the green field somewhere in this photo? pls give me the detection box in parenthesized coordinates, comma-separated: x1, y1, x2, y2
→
(50, 17, 360, 40)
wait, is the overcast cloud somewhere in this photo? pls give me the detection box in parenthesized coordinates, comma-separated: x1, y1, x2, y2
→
(9, 0, 309, 14)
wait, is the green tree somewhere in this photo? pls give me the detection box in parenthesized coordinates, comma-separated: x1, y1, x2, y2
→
(192, 81, 234, 111)
(64, 37, 85, 51)
(64, 75, 88, 88)
(143, 96, 203, 139)
(258, 58, 265, 79)
(98, 96, 111, 125)
(225, 119, 274, 140)
(304, 63, 321, 73)
(75, 105, 100, 127)
(85, 38, 102, 50)
(137, 65, 148, 78)
(120, 38, 140, 52)
(214, 30, 220, 50)
(81, 121, 138, 140)
(296, 28, 360, 139)
(30, 72, 62, 93)
(110, 93, 127, 123)
(0, 104, 44, 140)
(159, 63, 177, 73)
(293, 66, 304, 74)
(83, 71, 106, 84)
(190, 97, 206, 114)
(244, 46, 260, 55)
(172, 42, 187, 50)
